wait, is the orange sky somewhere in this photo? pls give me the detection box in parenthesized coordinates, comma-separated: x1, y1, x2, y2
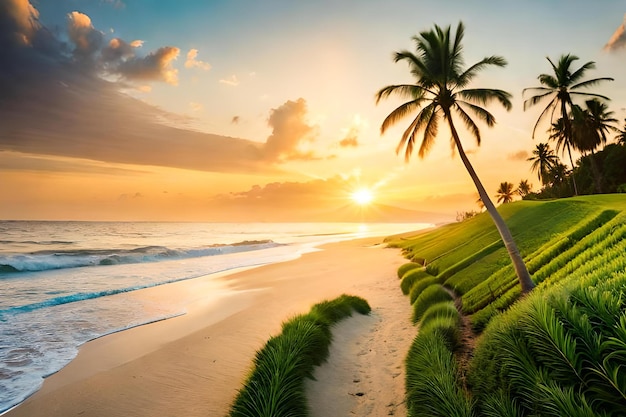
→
(1, 0, 625, 222)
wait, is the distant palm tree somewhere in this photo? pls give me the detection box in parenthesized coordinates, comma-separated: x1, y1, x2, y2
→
(476, 193, 485, 211)
(517, 179, 532, 197)
(496, 182, 515, 204)
(527, 143, 558, 185)
(375, 22, 534, 293)
(548, 162, 570, 187)
(523, 54, 614, 195)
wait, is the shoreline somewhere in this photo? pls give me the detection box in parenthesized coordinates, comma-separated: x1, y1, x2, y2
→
(5, 236, 410, 417)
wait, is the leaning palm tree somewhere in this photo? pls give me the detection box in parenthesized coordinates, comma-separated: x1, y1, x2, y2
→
(375, 22, 534, 294)
(517, 179, 532, 197)
(496, 182, 515, 204)
(527, 142, 558, 186)
(523, 54, 614, 195)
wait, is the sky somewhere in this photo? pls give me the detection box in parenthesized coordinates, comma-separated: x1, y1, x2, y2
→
(1, 0, 625, 222)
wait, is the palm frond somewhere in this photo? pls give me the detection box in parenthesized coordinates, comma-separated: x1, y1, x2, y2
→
(375, 84, 427, 104)
(397, 105, 434, 161)
(456, 100, 496, 127)
(529, 97, 558, 137)
(453, 103, 482, 145)
(568, 60, 596, 84)
(458, 88, 512, 110)
(459, 56, 508, 87)
(379, 98, 424, 134)
(571, 77, 615, 91)
(418, 106, 440, 158)
(523, 90, 555, 111)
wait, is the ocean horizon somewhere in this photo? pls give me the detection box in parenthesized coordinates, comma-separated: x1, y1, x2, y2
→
(0, 220, 431, 413)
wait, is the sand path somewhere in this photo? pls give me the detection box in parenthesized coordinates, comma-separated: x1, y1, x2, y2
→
(5, 237, 413, 417)
(306, 265, 416, 416)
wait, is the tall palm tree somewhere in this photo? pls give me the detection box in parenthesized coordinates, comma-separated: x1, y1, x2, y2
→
(496, 182, 515, 204)
(376, 22, 534, 294)
(517, 179, 532, 197)
(527, 142, 558, 185)
(523, 54, 614, 195)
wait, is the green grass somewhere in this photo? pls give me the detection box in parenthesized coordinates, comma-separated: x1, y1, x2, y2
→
(405, 330, 473, 417)
(412, 284, 454, 324)
(228, 294, 371, 417)
(397, 262, 422, 278)
(393, 194, 626, 416)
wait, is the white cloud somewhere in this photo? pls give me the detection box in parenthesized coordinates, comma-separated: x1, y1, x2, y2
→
(184, 48, 211, 70)
(219, 75, 239, 86)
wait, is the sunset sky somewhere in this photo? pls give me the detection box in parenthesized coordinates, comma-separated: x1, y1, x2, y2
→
(1, 0, 625, 221)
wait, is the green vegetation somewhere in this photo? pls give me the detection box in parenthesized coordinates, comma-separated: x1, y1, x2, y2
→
(228, 294, 370, 417)
(391, 195, 626, 416)
(412, 284, 454, 324)
(397, 261, 422, 279)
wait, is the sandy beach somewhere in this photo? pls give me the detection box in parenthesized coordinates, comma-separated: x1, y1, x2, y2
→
(5, 237, 414, 417)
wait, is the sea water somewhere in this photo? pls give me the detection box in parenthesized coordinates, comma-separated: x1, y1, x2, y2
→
(0, 221, 428, 412)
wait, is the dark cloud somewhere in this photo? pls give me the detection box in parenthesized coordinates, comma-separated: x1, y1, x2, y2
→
(604, 15, 626, 52)
(507, 150, 529, 161)
(67, 11, 104, 63)
(0, 1, 306, 174)
(116, 46, 180, 85)
(263, 98, 319, 161)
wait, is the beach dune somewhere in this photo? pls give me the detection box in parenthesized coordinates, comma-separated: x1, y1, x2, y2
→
(5, 238, 412, 417)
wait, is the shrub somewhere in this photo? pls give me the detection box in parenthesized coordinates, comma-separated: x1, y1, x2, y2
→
(228, 294, 371, 417)
(408, 276, 439, 304)
(397, 262, 422, 278)
(412, 284, 453, 324)
(405, 331, 474, 416)
(400, 267, 432, 295)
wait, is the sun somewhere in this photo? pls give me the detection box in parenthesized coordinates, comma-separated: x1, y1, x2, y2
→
(351, 188, 374, 206)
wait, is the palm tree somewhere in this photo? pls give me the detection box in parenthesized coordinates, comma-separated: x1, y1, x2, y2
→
(517, 179, 532, 197)
(496, 182, 515, 204)
(375, 22, 534, 294)
(527, 143, 558, 185)
(573, 99, 619, 193)
(523, 54, 614, 195)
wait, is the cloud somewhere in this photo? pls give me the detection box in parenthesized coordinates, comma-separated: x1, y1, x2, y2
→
(339, 129, 359, 147)
(0, 2, 327, 176)
(263, 98, 319, 161)
(604, 15, 626, 52)
(67, 11, 104, 62)
(507, 150, 529, 161)
(0, 0, 40, 46)
(117, 46, 180, 85)
(184, 48, 211, 70)
(219, 75, 239, 86)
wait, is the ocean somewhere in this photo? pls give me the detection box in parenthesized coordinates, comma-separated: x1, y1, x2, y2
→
(0, 220, 428, 413)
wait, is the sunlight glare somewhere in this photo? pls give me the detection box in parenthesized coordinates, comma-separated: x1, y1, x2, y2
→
(352, 188, 374, 205)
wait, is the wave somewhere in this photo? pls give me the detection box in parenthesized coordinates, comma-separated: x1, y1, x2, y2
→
(0, 240, 279, 274)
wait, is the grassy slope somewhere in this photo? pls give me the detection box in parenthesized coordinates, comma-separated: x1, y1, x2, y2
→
(390, 194, 626, 416)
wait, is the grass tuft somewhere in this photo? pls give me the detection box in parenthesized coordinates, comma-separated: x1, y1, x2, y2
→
(412, 284, 454, 324)
(228, 294, 371, 417)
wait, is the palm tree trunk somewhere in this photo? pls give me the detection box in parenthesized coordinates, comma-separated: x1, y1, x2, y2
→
(445, 113, 535, 294)
(589, 149, 603, 194)
(565, 142, 579, 196)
